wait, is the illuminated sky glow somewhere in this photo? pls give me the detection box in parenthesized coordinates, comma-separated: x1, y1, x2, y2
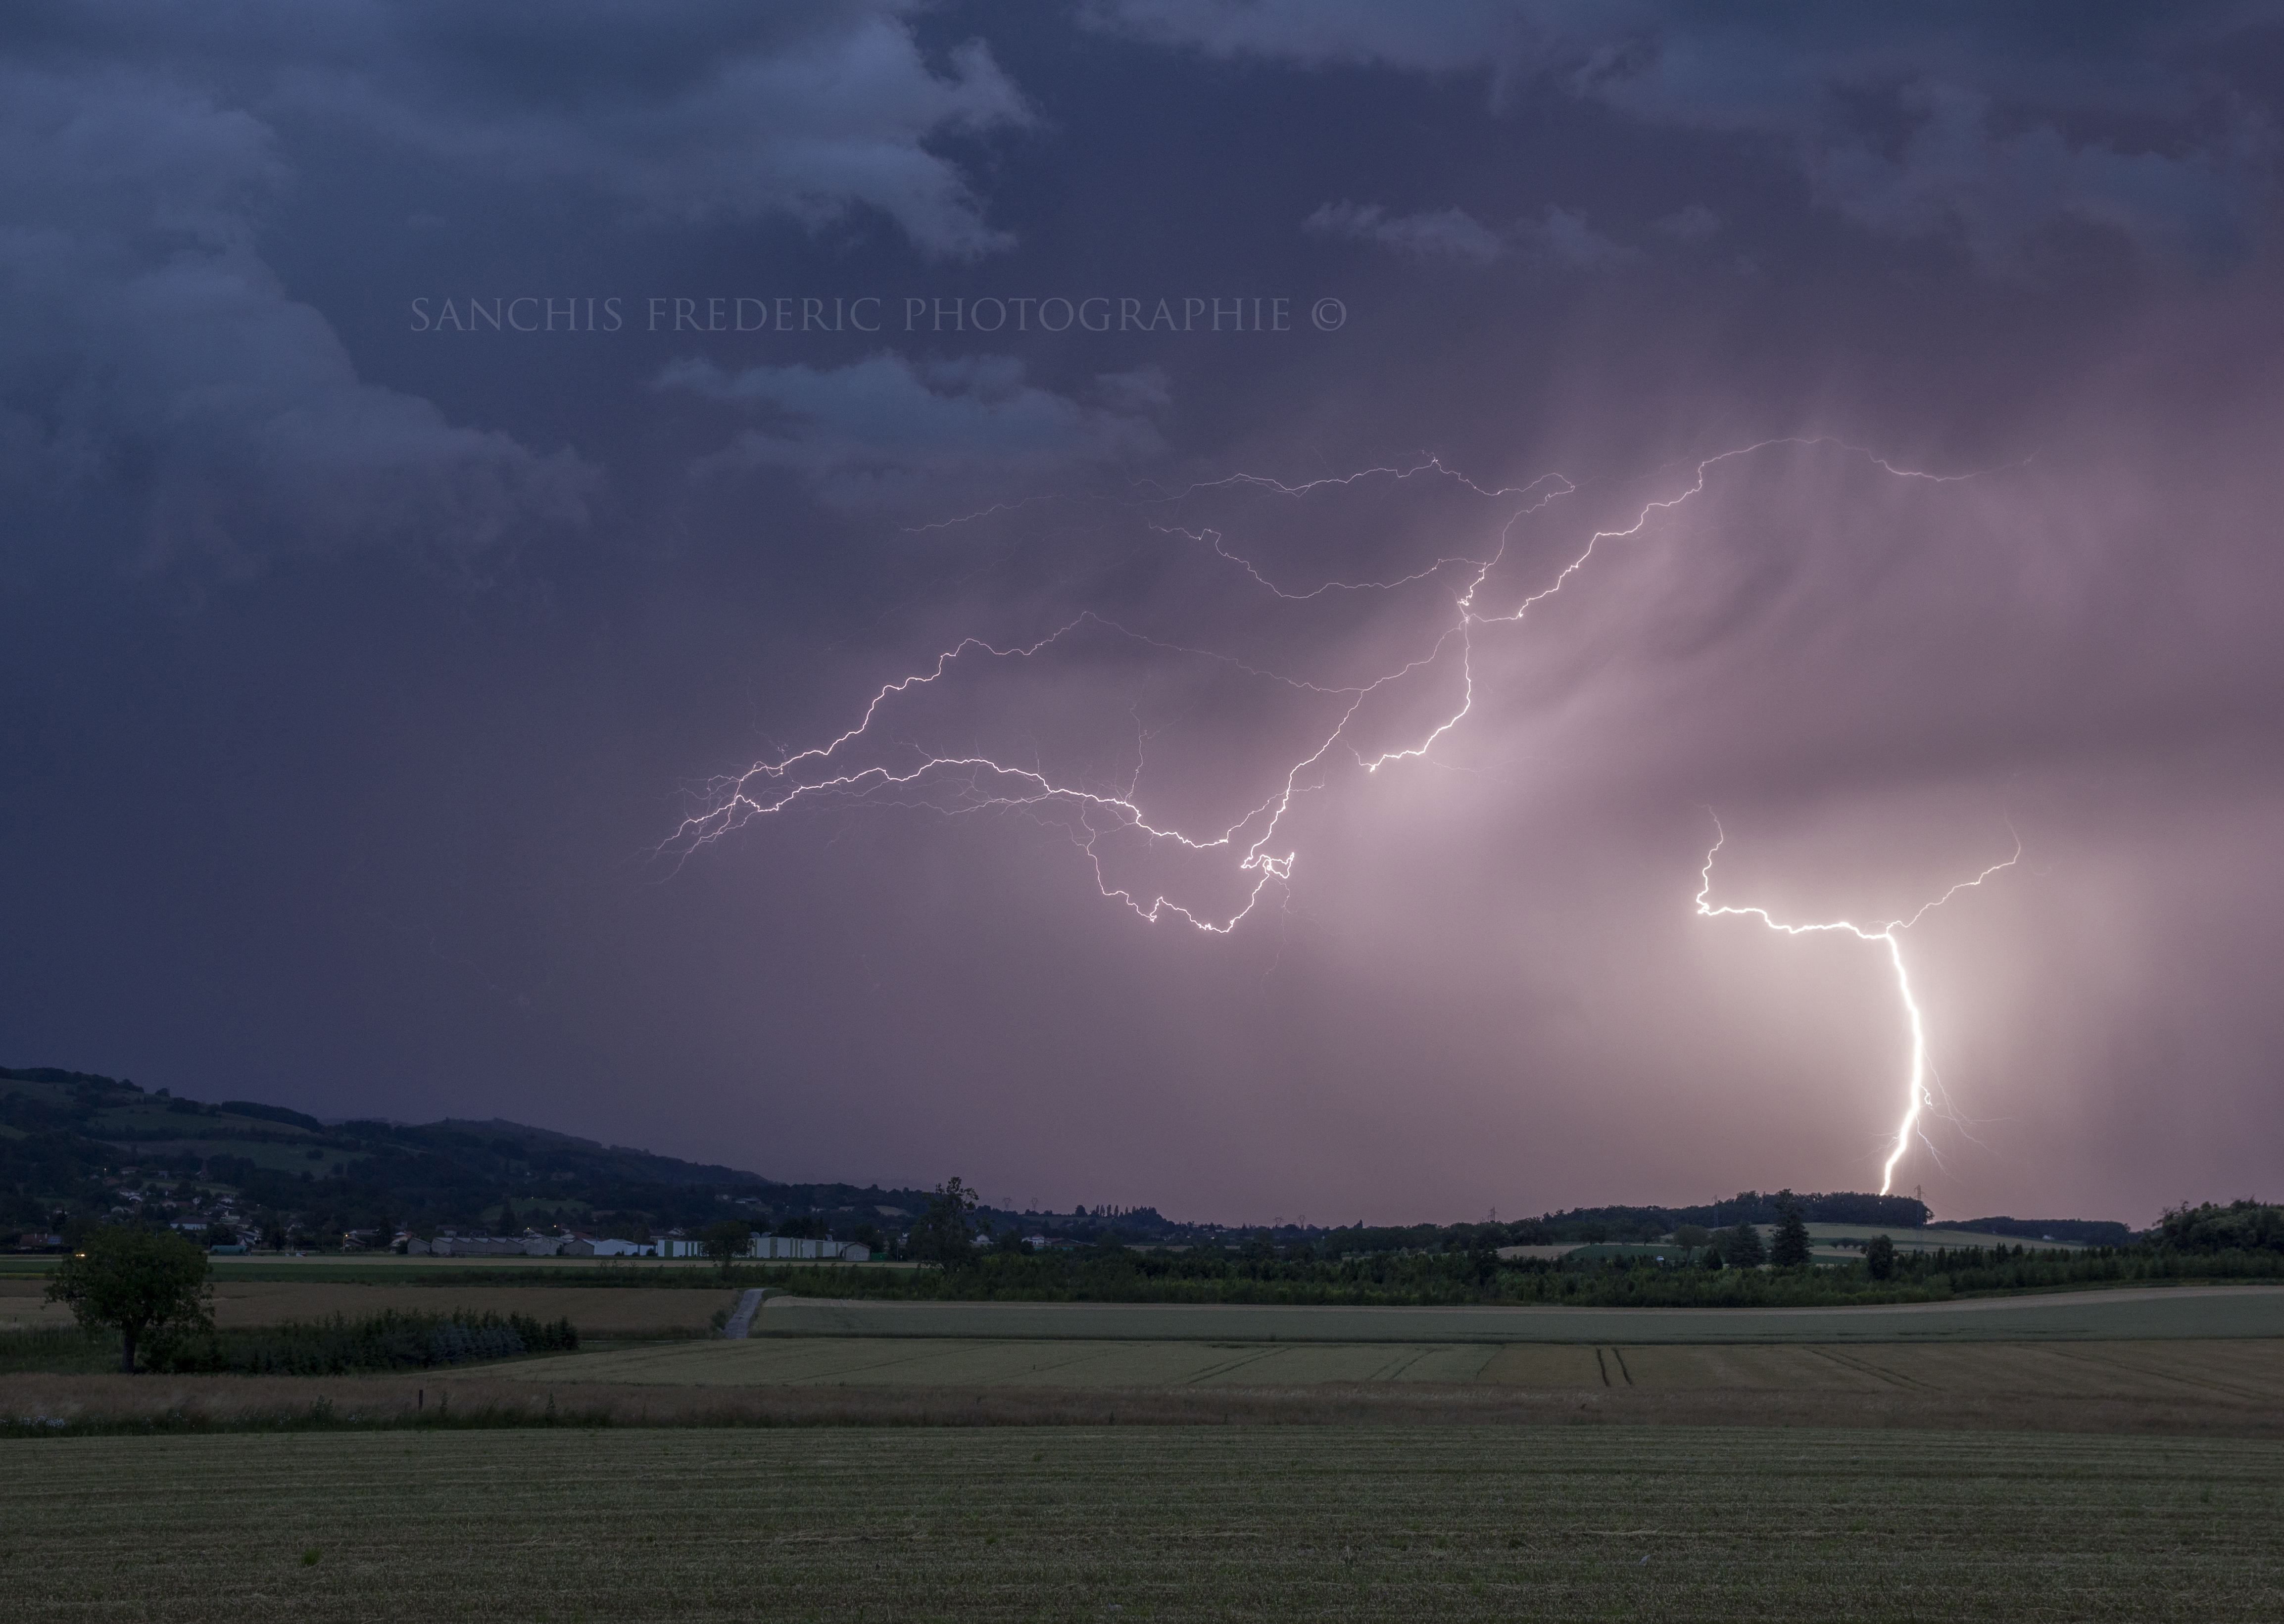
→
(1695, 817, 2021, 1195)
(5, 4, 2282, 1225)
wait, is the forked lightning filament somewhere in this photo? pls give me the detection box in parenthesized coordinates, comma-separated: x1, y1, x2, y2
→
(1695, 816, 2019, 1194)
(670, 438, 2008, 1176)
(669, 437, 1966, 933)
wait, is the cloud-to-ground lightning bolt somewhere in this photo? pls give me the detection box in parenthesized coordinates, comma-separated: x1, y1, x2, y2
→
(1693, 816, 2021, 1194)
(668, 436, 1974, 941)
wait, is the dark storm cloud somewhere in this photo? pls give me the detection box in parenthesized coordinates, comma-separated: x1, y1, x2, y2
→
(1103, 0, 2276, 267)
(0, 0, 1030, 575)
(264, 2, 1030, 254)
(5, 3, 2283, 1229)
(4, 1, 1029, 251)
(0, 60, 591, 574)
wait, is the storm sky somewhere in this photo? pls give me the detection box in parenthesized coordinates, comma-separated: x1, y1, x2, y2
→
(5, 2, 2282, 1226)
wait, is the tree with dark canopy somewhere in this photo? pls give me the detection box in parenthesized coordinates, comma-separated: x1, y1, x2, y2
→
(1720, 1219, 1766, 1268)
(910, 1177, 980, 1264)
(46, 1225, 213, 1373)
(2157, 1200, 2284, 1253)
(701, 1218, 753, 1275)
(1864, 1233, 1897, 1280)
(1769, 1192, 1812, 1268)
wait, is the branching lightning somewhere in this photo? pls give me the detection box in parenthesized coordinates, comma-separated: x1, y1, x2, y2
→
(669, 436, 1965, 923)
(1694, 816, 2021, 1194)
(668, 435, 2009, 1173)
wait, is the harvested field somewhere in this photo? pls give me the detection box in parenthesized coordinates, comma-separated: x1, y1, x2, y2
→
(474, 1335, 1506, 1387)
(6, 1368, 2283, 1436)
(472, 1332, 2284, 1406)
(1483, 1337, 2284, 1398)
(3, 1424, 2278, 1621)
(758, 1284, 2284, 1342)
(0, 1280, 67, 1331)
(0, 1278, 732, 1336)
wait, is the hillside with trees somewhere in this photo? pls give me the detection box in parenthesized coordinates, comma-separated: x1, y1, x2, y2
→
(3, 1063, 2178, 1265)
(0, 1066, 931, 1252)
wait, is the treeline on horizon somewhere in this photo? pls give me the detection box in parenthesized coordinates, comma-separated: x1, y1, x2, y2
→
(1325, 1191, 1939, 1255)
(0, 1066, 940, 1248)
(710, 1199, 2284, 1310)
(1524, 1193, 2131, 1248)
(1022, 1190, 2130, 1254)
(0, 1064, 2199, 1255)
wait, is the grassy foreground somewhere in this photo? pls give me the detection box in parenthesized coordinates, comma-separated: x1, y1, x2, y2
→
(4, 1424, 2278, 1622)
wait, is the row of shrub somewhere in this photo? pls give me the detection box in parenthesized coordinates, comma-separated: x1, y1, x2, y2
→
(145, 1311, 579, 1376)
(0, 1326, 123, 1374)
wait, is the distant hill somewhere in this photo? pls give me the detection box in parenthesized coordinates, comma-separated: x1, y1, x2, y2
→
(1536, 1190, 1934, 1242)
(0, 1066, 936, 1246)
(2, 1063, 2140, 1253)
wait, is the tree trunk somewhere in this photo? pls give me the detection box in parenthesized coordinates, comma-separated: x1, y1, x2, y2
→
(119, 1323, 138, 1375)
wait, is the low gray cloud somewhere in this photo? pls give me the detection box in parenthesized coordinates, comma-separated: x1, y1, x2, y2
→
(1306, 201, 1632, 267)
(1304, 201, 1508, 264)
(1653, 202, 1722, 241)
(1529, 206, 1634, 268)
(658, 353, 1168, 506)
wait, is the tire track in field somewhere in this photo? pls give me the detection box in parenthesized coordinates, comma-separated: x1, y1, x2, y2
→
(1177, 1344, 1297, 1385)
(1806, 1345, 1928, 1390)
(2037, 1344, 2278, 1404)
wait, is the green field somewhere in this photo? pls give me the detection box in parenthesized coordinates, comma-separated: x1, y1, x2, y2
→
(753, 1284, 2284, 1343)
(1809, 1222, 2080, 1253)
(2, 1425, 2276, 1621)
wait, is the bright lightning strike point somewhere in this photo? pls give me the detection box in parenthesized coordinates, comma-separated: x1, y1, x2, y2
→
(1694, 815, 2020, 1195)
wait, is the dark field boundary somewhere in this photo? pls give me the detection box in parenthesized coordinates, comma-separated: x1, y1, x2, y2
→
(4, 1372, 2280, 1439)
